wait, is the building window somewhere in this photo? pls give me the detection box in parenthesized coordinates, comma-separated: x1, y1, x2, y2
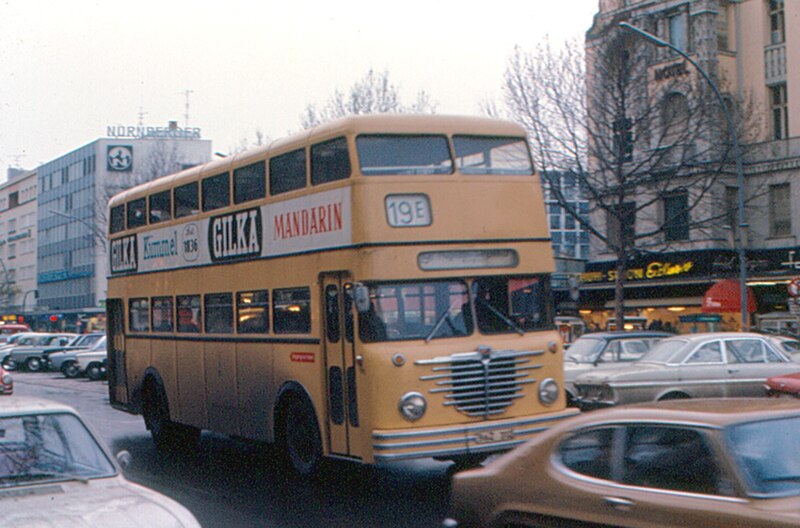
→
(771, 83, 789, 140)
(668, 11, 687, 51)
(613, 117, 634, 162)
(717, 1, 730, 50)
(770, 0, 785, 44)
(770, 183, 791, 237)
(663, 190, 689, 241)
(662, 93, 689, 140)
(725, 186, 738, 230)
(607, 202, 636, 250)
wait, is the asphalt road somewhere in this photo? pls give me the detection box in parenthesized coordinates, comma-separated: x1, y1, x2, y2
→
(12, 371, 454, 528)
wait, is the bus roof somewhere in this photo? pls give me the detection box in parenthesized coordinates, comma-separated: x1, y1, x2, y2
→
(108, 114, 528, 209)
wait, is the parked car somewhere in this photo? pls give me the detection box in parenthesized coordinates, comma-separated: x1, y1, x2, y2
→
(0, 333, 56, 367)
(0, 332, 49, 354)
(0, 322, 31, 344)
(69, 346, 107, 380)
(41, 333, 105, 368)
(765, 371, 800, 398)
(574, 332, 800, 411)
(446, 398, 800, 527)
(2, 333, 78, 371)
(0, 364, 12, 394)
(563, 331, 672, 405)
(48, 336, 106, 376)
(0, 396, 201, 527)
(768, 334, 800, 357)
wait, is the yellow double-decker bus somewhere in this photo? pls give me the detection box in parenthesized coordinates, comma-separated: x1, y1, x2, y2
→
(106, 114, 576, 474)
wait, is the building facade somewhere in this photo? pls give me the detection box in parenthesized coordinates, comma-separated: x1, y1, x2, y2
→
(0, 169, 38, 324)
(581, 0, 800, 332)
(33, 128, 211, 331)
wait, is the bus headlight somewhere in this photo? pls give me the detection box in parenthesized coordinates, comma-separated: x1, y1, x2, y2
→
(399, 392, 427, 421)
(538, 378, 559, 406)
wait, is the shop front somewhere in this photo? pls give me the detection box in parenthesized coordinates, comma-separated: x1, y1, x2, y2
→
(577, 247, 800, 334)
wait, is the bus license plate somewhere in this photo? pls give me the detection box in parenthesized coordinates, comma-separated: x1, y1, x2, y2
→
(473, 428, 514, 444)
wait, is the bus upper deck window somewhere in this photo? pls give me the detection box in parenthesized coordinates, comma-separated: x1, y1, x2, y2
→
(202, 173, 230, 212)
(174, 182, 199, 218)
(311, 137, 351, 185)
(126, 198, 146, 229)
(453, 136, 533, 175)
(357, 135, 452, 175)
(234, 161, 266, 204)
(149, 190, 172, 224)
(270, 148, 307, 195)
(109, 205, 125, 234)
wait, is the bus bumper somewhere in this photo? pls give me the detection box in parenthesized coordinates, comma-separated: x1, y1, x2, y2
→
(371, 408, 579, 462)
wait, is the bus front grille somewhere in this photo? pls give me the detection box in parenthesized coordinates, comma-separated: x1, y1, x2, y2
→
(416, 348, 543, 418)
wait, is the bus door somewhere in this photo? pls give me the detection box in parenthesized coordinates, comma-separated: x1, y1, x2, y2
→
(106, 298, 129, 408)
(321, 274, 359, 458)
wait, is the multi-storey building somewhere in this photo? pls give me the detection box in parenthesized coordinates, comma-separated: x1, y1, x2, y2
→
(33, 125, 211, 331)
(580, 0, 799, 332)
(0, 169, 38, 323)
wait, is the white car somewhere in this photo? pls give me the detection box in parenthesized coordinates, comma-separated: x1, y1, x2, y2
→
(0, 397, 201, 527)
(72, 347, 107, 380)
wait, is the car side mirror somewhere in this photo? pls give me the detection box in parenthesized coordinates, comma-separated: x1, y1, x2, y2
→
(116, 450, 132, 470)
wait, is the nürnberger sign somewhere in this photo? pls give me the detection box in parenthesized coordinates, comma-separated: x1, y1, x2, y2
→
(106, 125, 202, 139)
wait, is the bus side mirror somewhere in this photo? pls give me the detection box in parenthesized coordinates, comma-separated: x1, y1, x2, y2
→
(352, 284, 371, 313)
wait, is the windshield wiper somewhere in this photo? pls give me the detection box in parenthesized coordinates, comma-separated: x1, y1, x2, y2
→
(20, 471, 91, 484)
(476, 298, 525, 335)
(425, 300, 462, 343)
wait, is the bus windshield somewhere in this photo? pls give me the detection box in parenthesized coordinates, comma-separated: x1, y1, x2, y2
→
(453, 136, 533, 175)
(356, 135, 453, 175)
(358, 275, 550, 342)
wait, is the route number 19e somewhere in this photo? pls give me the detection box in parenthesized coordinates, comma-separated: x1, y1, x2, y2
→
(385, 194, 432, 227)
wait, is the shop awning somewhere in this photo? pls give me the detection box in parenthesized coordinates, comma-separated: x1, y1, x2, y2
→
(702, 279, 756, 313)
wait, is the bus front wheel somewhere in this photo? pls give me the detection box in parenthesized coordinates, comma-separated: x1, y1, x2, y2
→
(279, 396, 322, 477)
(142, 380, 200, 453)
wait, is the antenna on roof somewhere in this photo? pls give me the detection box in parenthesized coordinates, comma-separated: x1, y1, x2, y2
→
(180, 89, 194, 128)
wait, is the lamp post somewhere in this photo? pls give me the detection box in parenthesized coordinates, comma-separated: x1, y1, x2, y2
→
(21, 289, 36, 314)
(619, 21, 749, 331)
(49, 209, 106, 251)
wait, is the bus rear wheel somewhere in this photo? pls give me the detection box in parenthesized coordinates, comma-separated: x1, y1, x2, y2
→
(280, 396, 322, 477)
(142, 380, 200, 453)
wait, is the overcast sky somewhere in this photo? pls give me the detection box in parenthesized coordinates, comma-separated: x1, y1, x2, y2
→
(0, 0, 597, 179)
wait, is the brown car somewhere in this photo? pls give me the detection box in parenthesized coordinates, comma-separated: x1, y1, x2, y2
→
(446, 399, 800, 527)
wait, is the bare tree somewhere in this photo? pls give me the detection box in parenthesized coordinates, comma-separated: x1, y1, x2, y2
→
(501, 33, 762, 327)
(300, 69, 438, 129)
(229, 129, 269, 156)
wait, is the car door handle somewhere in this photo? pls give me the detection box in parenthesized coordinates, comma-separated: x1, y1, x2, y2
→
(604, 496, 635, 511)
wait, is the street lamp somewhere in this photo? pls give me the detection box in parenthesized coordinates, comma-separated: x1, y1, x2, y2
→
(49, 209, 106, 249)
(619, 21, 749, 331)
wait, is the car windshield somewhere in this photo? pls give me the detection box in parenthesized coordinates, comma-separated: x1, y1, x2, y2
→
(728, 416, 800, 498)
(0, 412, 116, 488)
(639, 337, 691, 364)
(358, 275, 551, 342)
(565, 338, 603, 363)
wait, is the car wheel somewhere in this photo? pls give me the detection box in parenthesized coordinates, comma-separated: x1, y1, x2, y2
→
(26, 357, 43, 372)
(142, 379, 200, 453)
(86, 363, 103, 381)
(279, 395, 322, 476)
(2, 357, 17, 371)
(62, 361, 80, 378)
